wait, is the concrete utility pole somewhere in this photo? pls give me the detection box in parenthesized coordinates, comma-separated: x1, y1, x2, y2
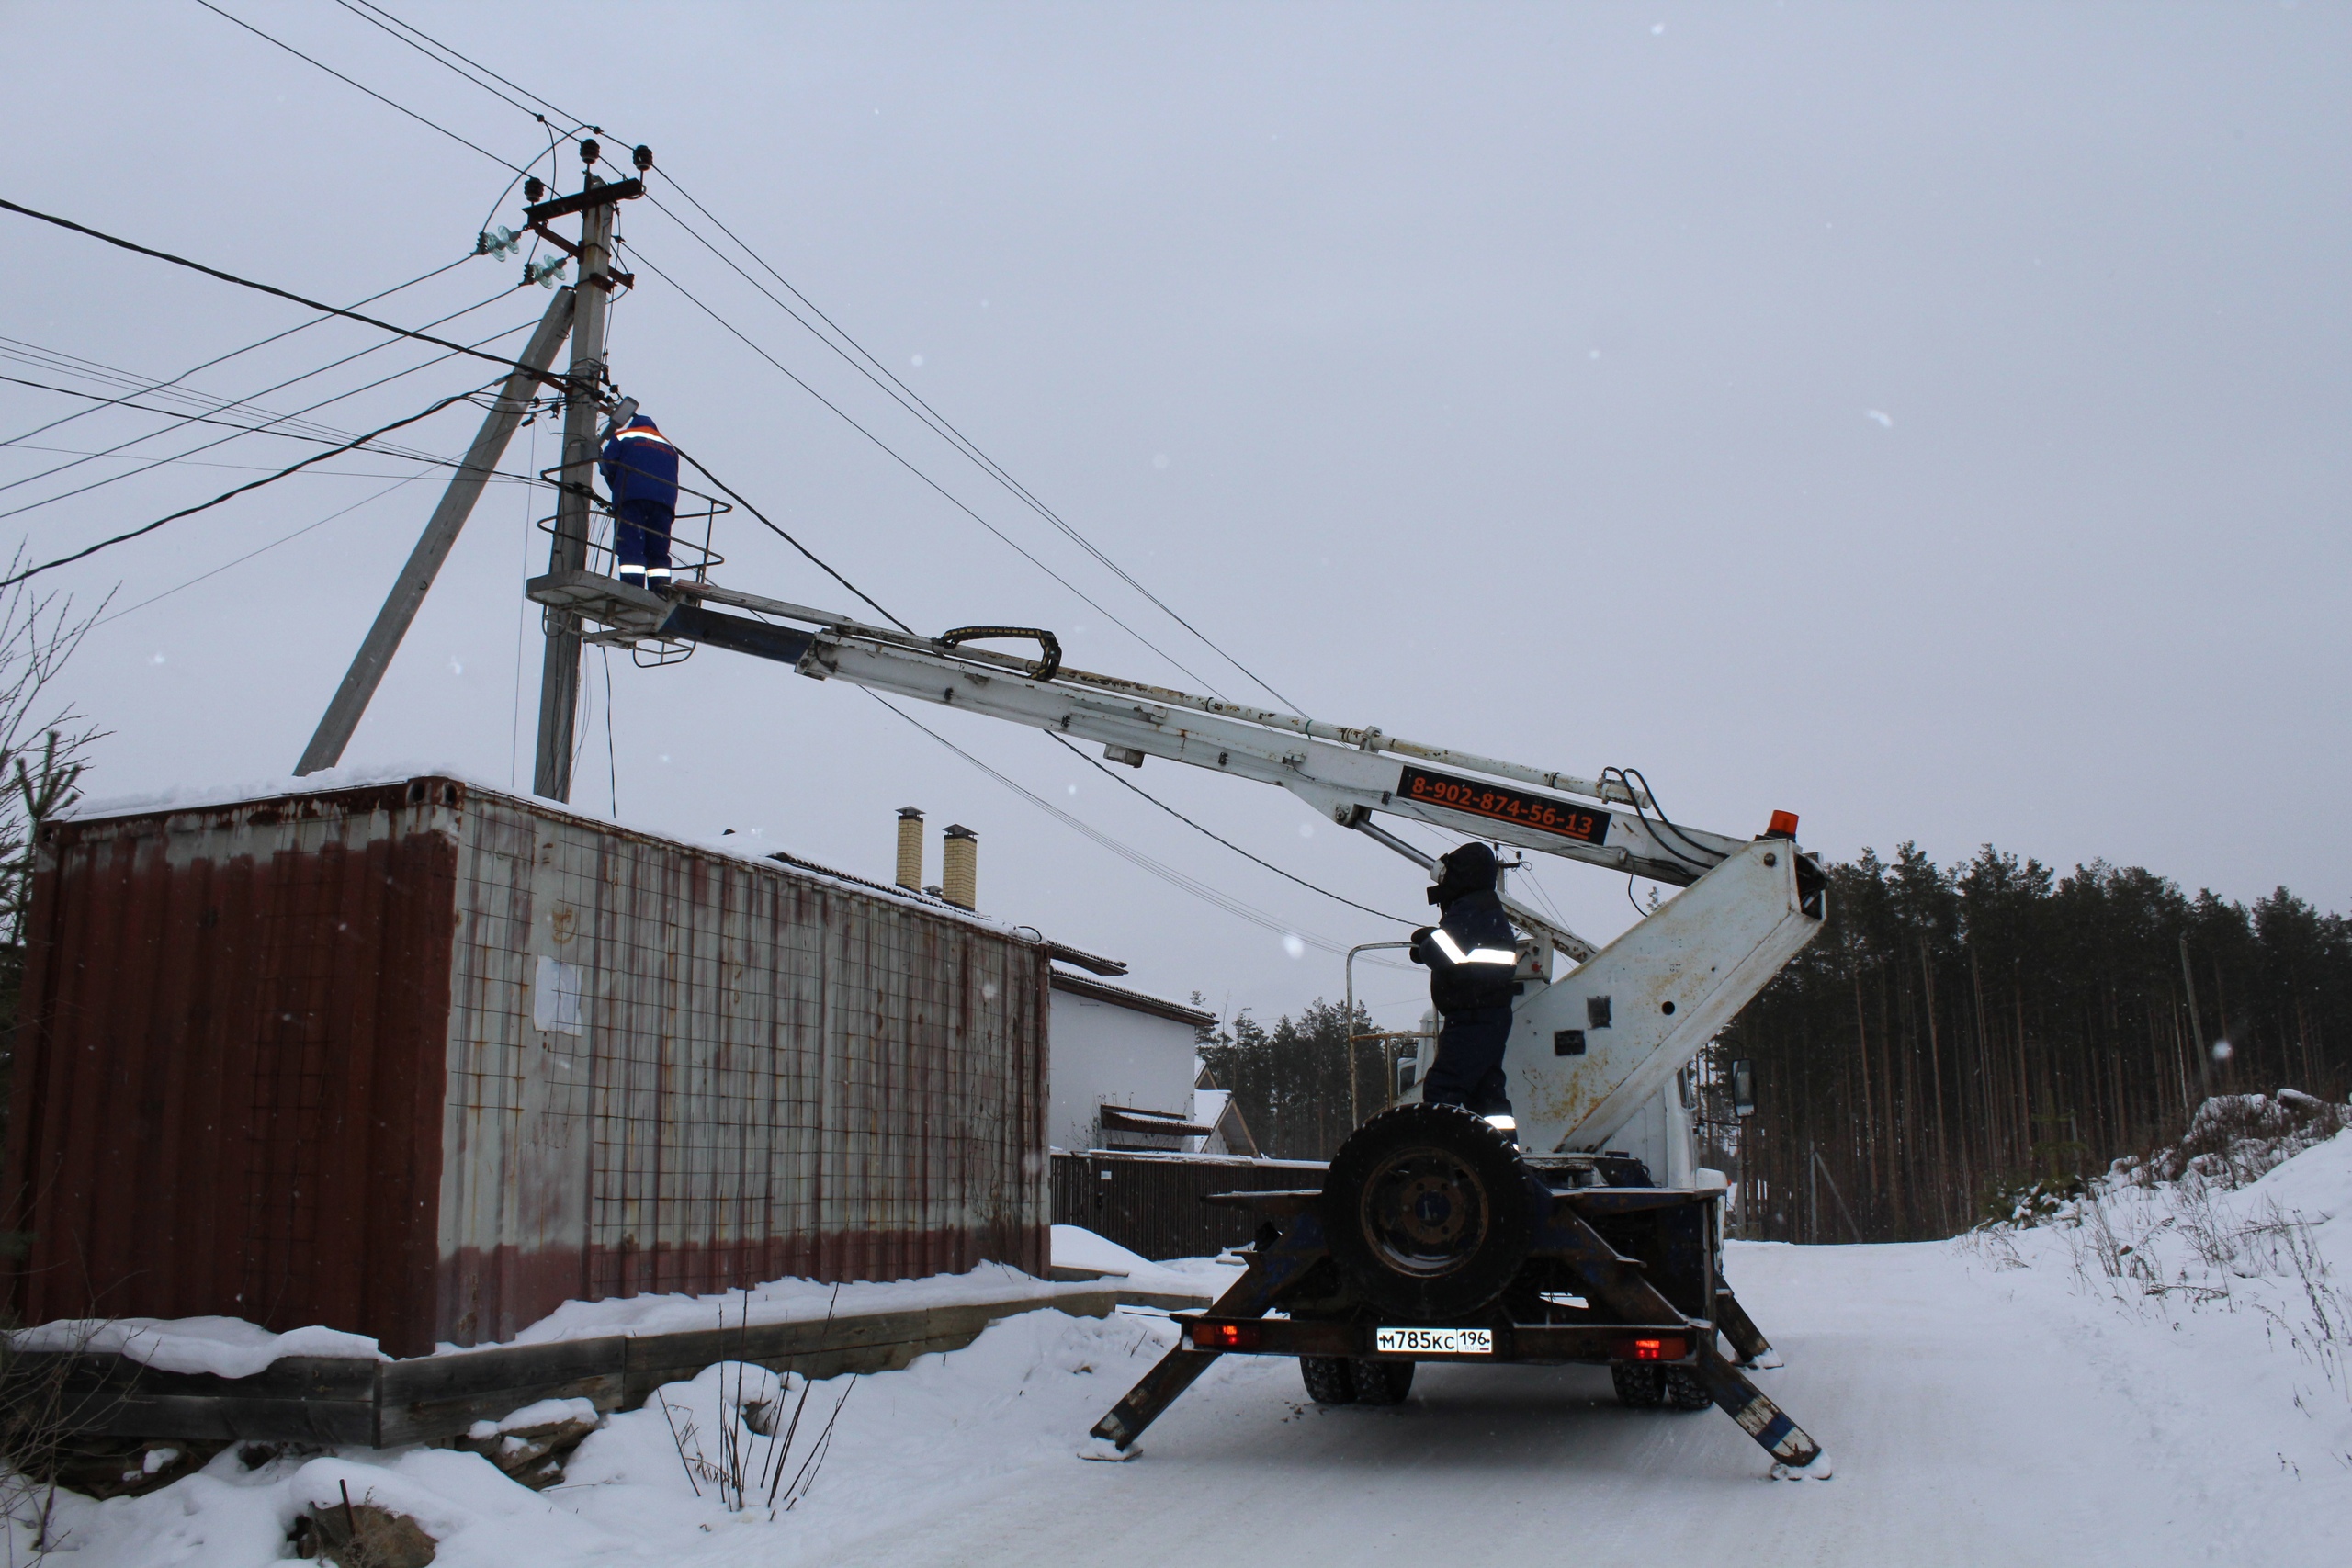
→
(294, 288, 575, 777)
(534, 150, 619, 802)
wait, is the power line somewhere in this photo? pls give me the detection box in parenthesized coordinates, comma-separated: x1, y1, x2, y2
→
(618, 236, 1231, 696)
(0, 359, 540, 481)
(198, 1, 1308, 721)
(647, 174, 1310, 716)
(871, 694, 1378, 958)
(0, 197, 560, 389)
(662, 439, 915, 636)
(1, 381, 497, 590)
(0, 310, 544, 525)
(346, 1, 591, 130)
(0, 254, 473, 453)
(92, 469, 435, 628)
(191, 0, 527, 175)
(328, 0, 546, 121)
(1043, 731, 1412, 924)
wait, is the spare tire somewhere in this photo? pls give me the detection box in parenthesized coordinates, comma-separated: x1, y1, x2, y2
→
(1323, 1103, 1535, 1321)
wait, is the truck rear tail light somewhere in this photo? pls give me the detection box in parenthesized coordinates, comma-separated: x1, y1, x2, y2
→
(1620, 1336, 1687, 1361)
(1191, 1321, 1261, 1349)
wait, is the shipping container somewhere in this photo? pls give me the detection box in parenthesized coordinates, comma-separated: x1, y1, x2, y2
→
(5, 776, 1049, 1356)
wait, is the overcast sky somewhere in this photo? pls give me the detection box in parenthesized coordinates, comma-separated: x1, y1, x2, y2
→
(3, 2, 2345, 1032)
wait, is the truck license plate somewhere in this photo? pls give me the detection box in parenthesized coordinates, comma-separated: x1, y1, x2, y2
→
(1375, 1326, 1493, 1356)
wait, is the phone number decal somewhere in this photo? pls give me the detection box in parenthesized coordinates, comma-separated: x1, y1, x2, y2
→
(1396, 765, 1611, 844)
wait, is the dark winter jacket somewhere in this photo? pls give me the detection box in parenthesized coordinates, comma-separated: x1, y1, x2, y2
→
(600, 415, 679, 513)
(1412, 888, 1521, 1014)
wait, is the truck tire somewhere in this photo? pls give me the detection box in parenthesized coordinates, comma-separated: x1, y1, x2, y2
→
(1323, 1103, 1535, 1321)
(1611, 1363, 1664, 1408)
(1351, 1359, 1416, 1405)
(1662, 1367, 1712, 1411)
(1301, 1357, 1358, 1405)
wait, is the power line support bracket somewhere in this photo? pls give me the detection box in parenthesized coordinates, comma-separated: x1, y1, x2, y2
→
(293, 286, 577, 777)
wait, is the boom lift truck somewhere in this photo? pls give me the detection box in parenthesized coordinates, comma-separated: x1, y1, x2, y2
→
(526, 566, 1833, 1474)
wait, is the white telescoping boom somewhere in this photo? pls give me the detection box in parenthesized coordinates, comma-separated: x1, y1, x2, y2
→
(526, 570, 1827, 1165)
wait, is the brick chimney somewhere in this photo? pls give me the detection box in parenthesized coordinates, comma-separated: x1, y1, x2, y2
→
(942, 823, 978, 910)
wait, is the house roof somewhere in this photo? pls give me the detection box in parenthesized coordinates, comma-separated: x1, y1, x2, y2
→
(1047, 969, 1216, 1028)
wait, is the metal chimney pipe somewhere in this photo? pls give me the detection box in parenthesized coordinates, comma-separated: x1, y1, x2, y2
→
(896, 807, 925, 891)
(942, 823, 978, 910)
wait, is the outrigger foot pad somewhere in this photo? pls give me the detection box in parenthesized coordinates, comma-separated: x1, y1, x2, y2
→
(1693, 1348, 1826, 1471)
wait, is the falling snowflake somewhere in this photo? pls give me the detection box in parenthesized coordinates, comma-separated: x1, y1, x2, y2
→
(1865, 410, 1894, 428)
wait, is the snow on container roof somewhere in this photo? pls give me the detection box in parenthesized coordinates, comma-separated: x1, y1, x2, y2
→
(8, 774, 1050, 1354)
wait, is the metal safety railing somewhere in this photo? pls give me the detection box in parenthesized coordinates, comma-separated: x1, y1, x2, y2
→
(1343, 941, 1434, 1128)
(536, 467, 730, 666)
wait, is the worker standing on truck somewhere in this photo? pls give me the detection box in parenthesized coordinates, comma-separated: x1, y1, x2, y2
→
(1410, 842, 1522, 1126)
(600, 411, 680, 591)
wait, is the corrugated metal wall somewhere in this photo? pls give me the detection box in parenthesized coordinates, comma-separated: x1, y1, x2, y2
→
(6, 779, 1048, 1355)
(437, 791, 1048, 1344)
(6, 783, 458, 1354)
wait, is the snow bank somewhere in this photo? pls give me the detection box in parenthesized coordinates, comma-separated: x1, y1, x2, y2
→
(470, 1261, 1107, 1350)
(17, 1304, 1193, 1567)
(8, 1317, 383, 1377)
(10, 1264, 1108, 1379)
(1049, 1224, 1240, 1302)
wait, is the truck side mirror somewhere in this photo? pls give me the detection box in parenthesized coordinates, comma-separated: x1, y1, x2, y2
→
(1732, 1059, 1756, 1118)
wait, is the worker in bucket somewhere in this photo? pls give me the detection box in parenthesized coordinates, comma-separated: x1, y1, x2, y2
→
(599, 411, 680, 591)
(1409, 841, 1522, 1133)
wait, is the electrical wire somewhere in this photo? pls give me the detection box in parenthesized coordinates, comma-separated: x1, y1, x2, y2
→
(345, 1, 591, 130)
(871, 693, 1383, 958)
(1043, 731, 1412, 924)
(328, 0, 546, 120)
(191, 0, 527, 175)
(90, 468, 435, 628)
(619, 237, 1230, 695)
(0, 198, 560, 387)
(0, 254, 473, 453)
(0, 290, 523, 493)
(0, 381, 497, 589)
(205, 2, 1308, 720)
(0, 370, 537, 481)
(1, 438, 513, 485)
(0, 310, 545, 525)
(639, 181, 1307, 716)
(1603, 764, 1724, 873)
(661, 439, 915, 636)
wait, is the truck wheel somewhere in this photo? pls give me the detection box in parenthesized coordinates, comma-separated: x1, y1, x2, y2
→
(1611, 1364, 1664, 1408)
(1351, 1359, 1416, 1405)
(1323, 1103, 1535, 1321)
(1301, 1357, 1358, 1405)
(1662, 1367, 1713, 1411)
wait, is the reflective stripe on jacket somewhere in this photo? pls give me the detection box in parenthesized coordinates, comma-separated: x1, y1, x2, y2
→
(600, 423, 680, 512)
(1415, 888, 1520, 1014)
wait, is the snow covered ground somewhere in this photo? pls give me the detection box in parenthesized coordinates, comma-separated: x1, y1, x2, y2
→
(19, 1130, 2352, 1567)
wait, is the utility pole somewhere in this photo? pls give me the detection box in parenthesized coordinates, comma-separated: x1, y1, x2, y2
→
(534, 141, 628, 802)
(294, 288, 574, 776)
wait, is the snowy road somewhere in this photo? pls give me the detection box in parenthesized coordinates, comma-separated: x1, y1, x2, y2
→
(39, 1132, 2352, 1568)
(755, 1242, 2275, 1568)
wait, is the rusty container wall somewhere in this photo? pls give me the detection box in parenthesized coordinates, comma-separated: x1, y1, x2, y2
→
(6, 777, 1050, 1357)
(436, 789, 1050, 1346)
(5, 782, 460, 1355)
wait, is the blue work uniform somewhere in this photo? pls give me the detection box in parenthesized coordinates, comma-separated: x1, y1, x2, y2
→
(599, 414, 680, 587)
(1410, 845, 1521, 1118)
